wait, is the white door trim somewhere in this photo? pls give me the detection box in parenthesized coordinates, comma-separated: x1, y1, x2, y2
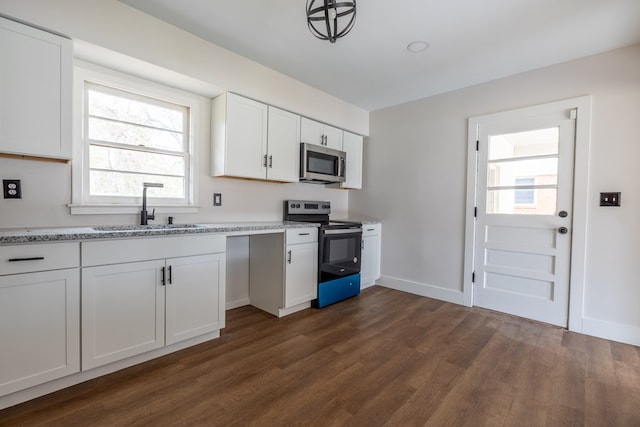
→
(463, 96, 592, 332)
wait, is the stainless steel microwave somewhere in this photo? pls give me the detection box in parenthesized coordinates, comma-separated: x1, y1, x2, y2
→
(299, 143, 346, 184)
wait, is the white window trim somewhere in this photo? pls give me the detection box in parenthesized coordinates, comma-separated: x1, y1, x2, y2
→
(70, 60, 202, 215)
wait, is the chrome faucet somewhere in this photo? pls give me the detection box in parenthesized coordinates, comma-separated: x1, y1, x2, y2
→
(141, 182, 164, 225)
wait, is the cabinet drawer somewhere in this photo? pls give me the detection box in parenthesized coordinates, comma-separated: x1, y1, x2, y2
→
(0, 242, 79, 275)
(82, 234, 226, 267)
(362, 223, 381, 237)
(286, 228, 318, 245)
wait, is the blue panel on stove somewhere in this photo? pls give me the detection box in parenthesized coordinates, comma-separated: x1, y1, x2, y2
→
(317, 273, 361, 308)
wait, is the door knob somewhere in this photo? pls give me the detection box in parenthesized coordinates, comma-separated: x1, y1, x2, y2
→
(558, 227, 568, 234)
(559, 211, 568, 218)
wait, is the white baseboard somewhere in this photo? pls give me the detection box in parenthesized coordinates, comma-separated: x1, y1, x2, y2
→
(226, 298, 250, 310)
(582, 316, 640, 347)
(378, 275, 465, 305)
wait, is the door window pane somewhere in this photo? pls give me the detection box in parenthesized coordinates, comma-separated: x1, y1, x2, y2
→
(488, 158, 558, 188)
(489, 128, 558, 161)
(487, 127, 560, 216)
(487, 188, 557, 215)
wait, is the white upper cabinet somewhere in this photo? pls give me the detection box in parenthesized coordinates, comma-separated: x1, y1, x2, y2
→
(341, 131, 363, 189)
(211, 93, 268, 180)
(0, 17, 72, 159)
(266, 106, 300, 182)
(300, 117, 343, 150)
(211, 93, 299, 182)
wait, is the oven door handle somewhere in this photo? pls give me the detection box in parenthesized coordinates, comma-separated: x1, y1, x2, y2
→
(323, 228, 362, 235)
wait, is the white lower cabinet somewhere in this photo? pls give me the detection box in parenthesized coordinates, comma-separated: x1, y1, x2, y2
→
(0, 242, 80, 397)
(361, 224, 382, 288)
(285, 241, 318, 307)
(165, 254, 225, 345)
(249, 228, 318, 317)
(81, 235, 226, 370)
(81, 260, 165, 370)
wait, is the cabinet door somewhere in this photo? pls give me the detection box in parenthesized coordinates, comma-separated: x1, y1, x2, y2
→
(285, 242, 318, 307)
(266, 106, 300, 182)
(341, 131, 363, 189)
(165, 253, 226, 345)
(300, 117, 324, 146)
(218, 93, 268, 179)
(0, 17, 71, 159)
(0, 269, 79, 396)
(82, 260, 165, 370)
(300, 118, 343, 150)
(323, 124, 343, 150)
(361, 227, 381, 288)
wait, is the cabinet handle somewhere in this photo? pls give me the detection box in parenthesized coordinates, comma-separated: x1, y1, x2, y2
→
(269, 155, 273, 168)
(367, 228, 375, 232)
(168, 265, 173, 284)
(298, 232, 310, 236)
(287, 250, 292, 264)
(8, 257, 45, 262)
(161, 267, 166, 286)
(263, 154, 268, 167)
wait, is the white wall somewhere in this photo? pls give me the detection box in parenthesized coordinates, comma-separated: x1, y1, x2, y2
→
(0, 0, 365, 228)
(351, 44, 640, 345)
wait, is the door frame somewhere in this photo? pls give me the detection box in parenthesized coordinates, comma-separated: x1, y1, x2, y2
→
(463, 96, 592, 332)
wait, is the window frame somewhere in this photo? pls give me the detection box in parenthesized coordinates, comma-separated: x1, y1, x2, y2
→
(70, 61, 201, 215)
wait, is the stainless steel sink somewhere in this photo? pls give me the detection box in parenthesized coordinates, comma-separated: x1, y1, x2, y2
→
(92, 224, 206, 232)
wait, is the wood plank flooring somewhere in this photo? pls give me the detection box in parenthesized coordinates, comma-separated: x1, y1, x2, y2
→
(2, 286, 639, 426)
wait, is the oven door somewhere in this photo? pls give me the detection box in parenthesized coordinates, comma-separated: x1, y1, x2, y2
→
(319, 227, 362, 282)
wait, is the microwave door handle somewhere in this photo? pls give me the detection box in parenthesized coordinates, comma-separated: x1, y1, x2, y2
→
(339, 156, 345, 177)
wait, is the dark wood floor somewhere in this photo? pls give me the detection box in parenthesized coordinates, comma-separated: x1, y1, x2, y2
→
(2, 286, 640, 426)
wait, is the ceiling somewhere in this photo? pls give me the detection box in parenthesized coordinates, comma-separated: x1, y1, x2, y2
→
(119, 0, 640, 111)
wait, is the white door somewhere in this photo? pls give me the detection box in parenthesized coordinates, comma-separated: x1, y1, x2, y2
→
(471, 105, 576, 327)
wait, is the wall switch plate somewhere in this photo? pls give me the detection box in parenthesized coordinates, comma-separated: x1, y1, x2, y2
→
(3, 179, 22, 199)
(600, 192, 621, 207)
(213, 193, 222, 206)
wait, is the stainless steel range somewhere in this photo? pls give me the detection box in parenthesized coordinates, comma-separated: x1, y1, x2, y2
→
(284, 200, 362, 308)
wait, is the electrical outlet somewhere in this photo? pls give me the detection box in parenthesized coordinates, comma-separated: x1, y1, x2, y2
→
(3, 179, 22, 199)
(213, 193, 222, 206)
(600, 192, 621, 207)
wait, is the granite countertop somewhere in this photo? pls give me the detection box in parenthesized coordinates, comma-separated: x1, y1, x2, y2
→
(332, 216, 382, 225)
(0, 221, 319, 244)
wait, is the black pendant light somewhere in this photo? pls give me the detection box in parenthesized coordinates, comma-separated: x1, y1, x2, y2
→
(306, 0, 357, 43)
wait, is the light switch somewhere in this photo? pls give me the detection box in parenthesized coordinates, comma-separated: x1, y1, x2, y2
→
(600, 192, 621, 207)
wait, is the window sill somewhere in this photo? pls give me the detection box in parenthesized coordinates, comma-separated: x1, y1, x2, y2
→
(68, 204, 200, 215)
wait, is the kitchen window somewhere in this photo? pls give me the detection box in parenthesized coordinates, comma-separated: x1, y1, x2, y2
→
(71, 62, 202, 214)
